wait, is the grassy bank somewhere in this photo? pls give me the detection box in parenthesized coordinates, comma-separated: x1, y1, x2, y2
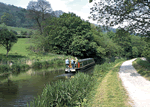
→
(0, 38, 71, 61)
(27, 58, 129, 107)
(86, 60, 131, 107)
(0, 38, 74, 74)
(132, 58, 150, 80)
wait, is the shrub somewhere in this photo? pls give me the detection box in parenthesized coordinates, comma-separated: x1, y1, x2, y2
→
(20, 64, 30, 71)
(32, 61, 42, 69)
(0, 65, 10, 73)
(29, 31, 33, 35)
(11, 64, 21, 74)
(42, 61, 49, 68)
(54, 60, 63, 65)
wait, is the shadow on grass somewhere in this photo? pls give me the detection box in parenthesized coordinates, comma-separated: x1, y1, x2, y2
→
(0, 54, 27, 61)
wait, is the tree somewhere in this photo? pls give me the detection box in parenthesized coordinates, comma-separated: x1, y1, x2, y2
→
(27, 0, 54, 34)
(107, 31, 115, 39)
(132, 47, 138, 58)
(89, 0, 150, 38)
(1, 13, 16, 26)
(36, 12, 105, 61)
(142, 43, 150, 63)
(130, 35, 146, 57)
(113, 28, 132, 58)
(0, 28, 18, 57)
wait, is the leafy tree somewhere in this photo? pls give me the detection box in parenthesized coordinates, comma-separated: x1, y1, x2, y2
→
(27, 0, 54, 34)
(89, 0, 150, 38)
(36, 12, 105, 61)
(107, 31, 115, 39)
(142, 43, 150, 62)
(113, 28, 132, 58)
(130, 35, 146, 57)
(0, 28, 18, 57)
(132, 47, 138, 58)
(1, 12, 16, 26)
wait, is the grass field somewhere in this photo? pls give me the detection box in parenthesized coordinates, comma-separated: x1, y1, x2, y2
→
(0, 24, 36, 34)
(133, 58, 150, 80)
(0, 38, 73, 63)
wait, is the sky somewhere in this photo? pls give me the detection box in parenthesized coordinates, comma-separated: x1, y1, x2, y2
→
(0, 0, 99, 25)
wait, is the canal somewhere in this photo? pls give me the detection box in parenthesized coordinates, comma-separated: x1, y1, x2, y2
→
(0, 66, 94, 107)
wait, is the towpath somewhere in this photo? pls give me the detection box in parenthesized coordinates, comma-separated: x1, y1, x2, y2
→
(119, 58, 150, 107)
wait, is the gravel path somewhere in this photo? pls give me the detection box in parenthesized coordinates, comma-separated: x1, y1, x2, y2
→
(118, 58, 150, 107)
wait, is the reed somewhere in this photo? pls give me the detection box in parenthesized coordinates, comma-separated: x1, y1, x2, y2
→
(28, 72, 93, 107)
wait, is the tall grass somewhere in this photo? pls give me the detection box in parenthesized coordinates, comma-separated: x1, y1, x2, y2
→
(28, 72, 93, 107)
(32, 59, 64, 69)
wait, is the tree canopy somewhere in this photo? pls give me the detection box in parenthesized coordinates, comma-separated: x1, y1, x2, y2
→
(89, 0, 150, 37)
(27, 0, 54, 34)
(0, 27, 18, 57)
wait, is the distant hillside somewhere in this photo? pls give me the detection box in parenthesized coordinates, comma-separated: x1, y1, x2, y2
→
(0, 2, 64, 28)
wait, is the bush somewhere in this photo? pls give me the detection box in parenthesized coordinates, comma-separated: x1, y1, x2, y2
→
(42, 61, 49, 68)
(11, 64, 21, 74)
(20, 64, 30, 71)
(0, 65, 10, 73)
(32, 61, 42, 69)
(54, 60, 63, 65)
(29, 31, 34, 35)
(21, 30, 28, 35)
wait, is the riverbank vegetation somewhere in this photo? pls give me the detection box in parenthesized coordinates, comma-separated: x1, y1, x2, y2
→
(133, 58, 150, 80)
(28, 58, 129, 107)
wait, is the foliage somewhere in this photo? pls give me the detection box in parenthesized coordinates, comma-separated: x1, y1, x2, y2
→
(89, 0, 150, 38)
(27, 0, 54, 34)
(32, 59, 64, 69)
(142, 43, 150, 63)
(1, 12, 16, 26)
(21, 30, 27, 35)
(0, 27, 18, 57)
(113, 28, 132, 58)
(37, 12, 101, 60)
(130, 35, 146, 57)
(28, 72, 94, 107)
(10, 29, 18, 35)
(0, 64, 10, 73)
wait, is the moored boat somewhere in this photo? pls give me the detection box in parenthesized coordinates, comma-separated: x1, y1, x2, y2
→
(65, 58, 95, 73)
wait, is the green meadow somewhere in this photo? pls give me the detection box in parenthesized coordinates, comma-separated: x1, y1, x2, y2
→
(0, 38, 73, 62)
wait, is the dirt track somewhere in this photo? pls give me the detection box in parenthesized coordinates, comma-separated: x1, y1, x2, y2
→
(119, 58, 150, 107)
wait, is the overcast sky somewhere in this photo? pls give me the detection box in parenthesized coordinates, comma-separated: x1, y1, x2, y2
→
(0, 0, 99, 25)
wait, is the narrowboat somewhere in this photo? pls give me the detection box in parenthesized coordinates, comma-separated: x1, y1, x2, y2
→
(65, 58, 95, 73)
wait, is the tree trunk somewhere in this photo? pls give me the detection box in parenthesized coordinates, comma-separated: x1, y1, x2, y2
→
(6, 50, 9, 57)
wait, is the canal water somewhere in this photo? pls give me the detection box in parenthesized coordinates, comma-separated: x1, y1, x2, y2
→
(0, 66, 94, 107)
